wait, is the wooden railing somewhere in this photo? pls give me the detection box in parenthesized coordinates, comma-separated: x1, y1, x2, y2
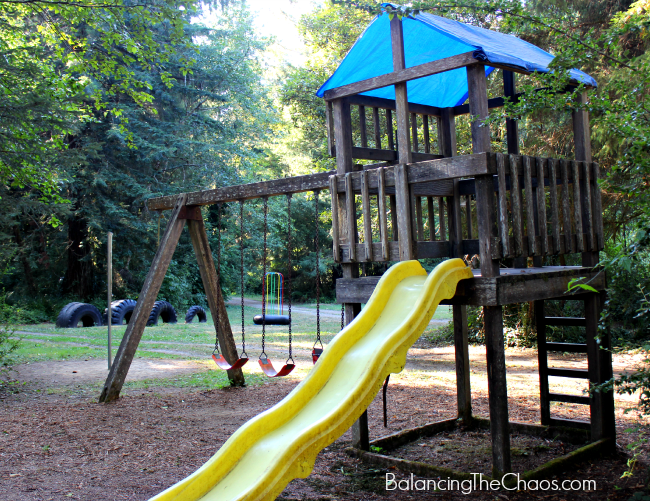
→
(326, 96, 444, 163)
(329, 152, 604, 263)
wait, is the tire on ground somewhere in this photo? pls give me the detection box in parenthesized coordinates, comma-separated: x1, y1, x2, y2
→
(56, 302, 103, 328)
(185, 305, 207, 324)
(104, 299, 137, 325)
(147, 300, 177, 326)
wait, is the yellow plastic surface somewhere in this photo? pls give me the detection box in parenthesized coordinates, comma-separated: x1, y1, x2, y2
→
(150, 259, 473, 501)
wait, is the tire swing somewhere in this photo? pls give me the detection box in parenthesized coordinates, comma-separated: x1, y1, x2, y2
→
(256, 195, 295, 378)
(211, 201, 249, 371)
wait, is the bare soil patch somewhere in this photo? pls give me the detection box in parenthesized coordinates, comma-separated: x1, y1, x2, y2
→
(0, 340, 648, 501)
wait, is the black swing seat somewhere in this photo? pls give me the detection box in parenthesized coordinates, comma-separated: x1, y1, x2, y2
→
(253, 314, 291, 326)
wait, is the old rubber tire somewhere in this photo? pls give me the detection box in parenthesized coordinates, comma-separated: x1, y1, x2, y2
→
(185, 305, 207, 323)
(56, 302, 103, 328)
(147, 300, 177, 326)
(104, 299, 137, 325)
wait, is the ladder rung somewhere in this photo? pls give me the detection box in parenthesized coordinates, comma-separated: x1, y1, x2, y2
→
(546, 342, 588, 353)
(545, 317, 586, 327)
(548, 417, 591, 430)
(549, 393, 590, 405)
(547, 367, 589, 379)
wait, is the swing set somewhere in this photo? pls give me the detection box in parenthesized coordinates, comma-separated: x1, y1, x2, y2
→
(211, 192, 330, 378)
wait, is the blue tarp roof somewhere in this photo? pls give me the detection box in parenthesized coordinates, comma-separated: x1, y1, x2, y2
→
(316, 11, 596, 109)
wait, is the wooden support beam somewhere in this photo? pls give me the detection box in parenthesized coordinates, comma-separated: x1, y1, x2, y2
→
(549, 159, 561, 254)
(395, 163, 414, 260)
(423, 115, 430, 153)
(334, 99, 354, 174)
(345, 94, 442, 117)
(386, 109, 395, 150)
(411, 113, 419, 152)
(323, 51, 476, 101)
(536, 158, 549, 255)
(415, 195, 424, 241)
(187, 217, 245, 386)
(391, 16, 412, 165)
(427, 197, 436, 241)
(100, 195, 188, 402)
(454, 304, 471, 424)
(524, 156, 537, 256)
(503, 70, 520, 155)
(496, 153, 511, 257)
(560, 159, 574, 253)
(329, 176, 340, 262)
(535, 300, 550, 425)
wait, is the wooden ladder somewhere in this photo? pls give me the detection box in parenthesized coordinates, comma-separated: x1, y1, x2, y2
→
(535, 299, 592, 431)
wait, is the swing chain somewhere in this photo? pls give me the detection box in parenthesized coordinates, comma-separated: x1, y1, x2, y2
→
(213, 203, 222, 356)
(260, 196, 268, 360)
(341, 303, 345, 331)
(286, 194, 294, 365)
(314, 190, 323, 350)
(239, 200, 247, 358)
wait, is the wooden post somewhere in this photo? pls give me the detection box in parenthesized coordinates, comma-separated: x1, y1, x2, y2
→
(391, 16, 412, 165)
(100, 194, 188, 402)
(188, 215, 245, 386)
(467, 63, 510, 474)
(395, 163, 414, 260)
(107, 231, 113, 370)
(535, 300, 550, 424)
(573, 90, 615, 443)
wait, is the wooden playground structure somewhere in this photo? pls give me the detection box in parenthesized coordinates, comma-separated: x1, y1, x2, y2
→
(100, 14, 615, 479)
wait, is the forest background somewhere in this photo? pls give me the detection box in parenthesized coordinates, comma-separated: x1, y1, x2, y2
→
(1, 0, 650, 408)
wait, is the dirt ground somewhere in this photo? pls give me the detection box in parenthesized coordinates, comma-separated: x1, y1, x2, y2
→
(1, 337, 649, 501)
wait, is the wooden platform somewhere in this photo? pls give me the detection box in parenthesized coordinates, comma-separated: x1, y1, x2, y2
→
(336, 266, 605, 306)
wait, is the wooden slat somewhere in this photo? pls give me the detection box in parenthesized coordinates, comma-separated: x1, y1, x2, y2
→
(378, 167, 389, 260)
(510, 155, 523, 256)
(535, 300, 550, 424)
(580, 161, 595, 251)
(423, 115, 430, 153)
(560, 159, 574, 252)
(345, 173, 357, 261)
(549, 393, 591, 405)
(359, 105, 368, 148)
(386, 109, 394, 150)
(329, 175, 340, 262)
(592, 163, 604, 250)
(373, 107, 381, 149)
(411, 113, 419, 152)
(545, 317, 586, 327)
(536, 157, 549, 255)
(548, 159, 561, 254)
(523, 156, 537, 256)
(496, 153, 510, 257)
(547, 368, 589, 379)
(546, 342, 588, 353)
(326, 101, 335, 156)
(465, 195, 473, 240)
(361, 170, 373, 261)
(323, 51, 477, 100)
(427, 196, 435, 241)
(572, 161, 584, 252)
(415, 196, 424, 241)
(438, 198, 446, 241)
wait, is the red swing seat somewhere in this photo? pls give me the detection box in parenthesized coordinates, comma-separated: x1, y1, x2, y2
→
(311, 347, 323, 364)
(259, 357, 295, 377)
(212, 353, 249, 370)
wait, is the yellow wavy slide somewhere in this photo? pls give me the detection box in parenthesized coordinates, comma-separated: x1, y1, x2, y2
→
(150, 259, 472, 501)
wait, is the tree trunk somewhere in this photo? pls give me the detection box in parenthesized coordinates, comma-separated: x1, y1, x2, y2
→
(62, 215, 93, 300)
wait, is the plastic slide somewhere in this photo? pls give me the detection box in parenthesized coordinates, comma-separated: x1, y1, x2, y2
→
(150, 259, 473, 501)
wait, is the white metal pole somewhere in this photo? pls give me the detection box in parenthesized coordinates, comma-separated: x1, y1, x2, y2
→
(107, 232, 113, 370)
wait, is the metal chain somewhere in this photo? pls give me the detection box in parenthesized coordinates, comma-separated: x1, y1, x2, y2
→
(341, 303, 345, 331)
(239, 200, 247, 357)
(261, 197, 268, 359)
(314, 190, 322, 349)
(286, 194, 294, 364)
(213, 204, 222, 356)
